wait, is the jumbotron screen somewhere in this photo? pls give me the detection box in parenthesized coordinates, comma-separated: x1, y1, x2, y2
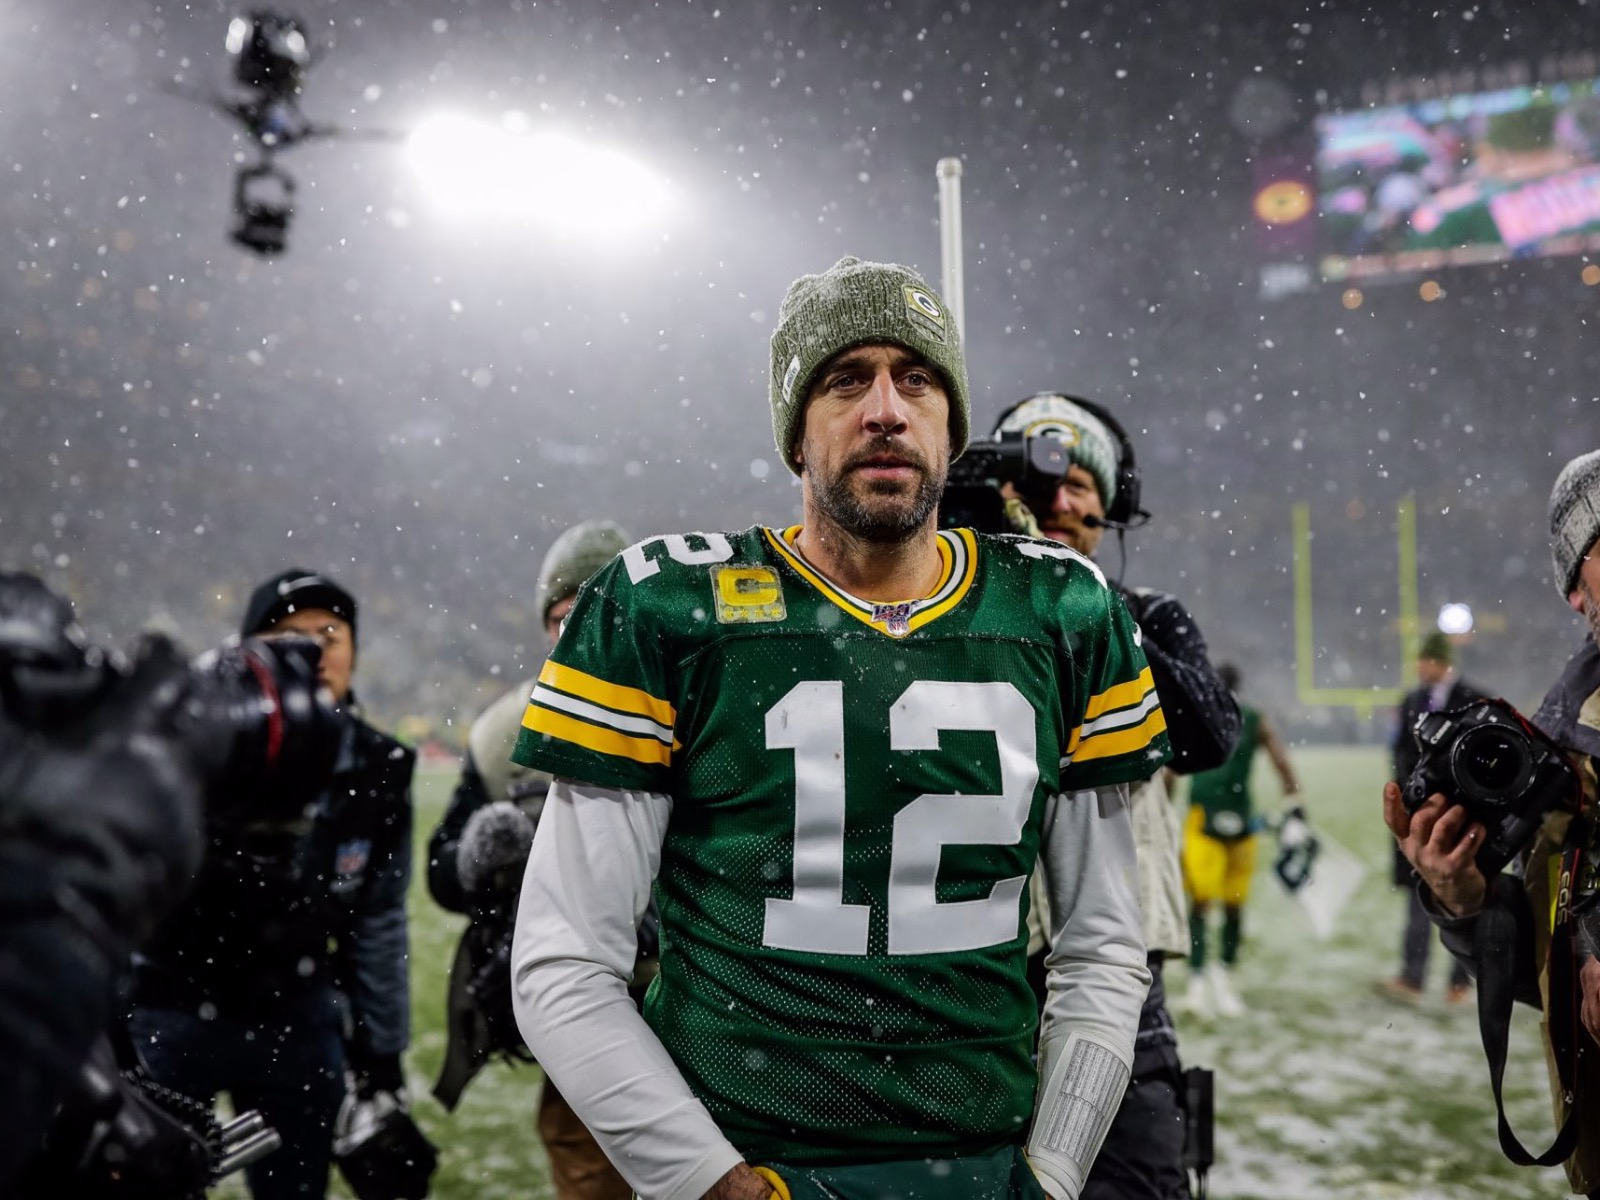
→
(1314, 77, 1600, 280)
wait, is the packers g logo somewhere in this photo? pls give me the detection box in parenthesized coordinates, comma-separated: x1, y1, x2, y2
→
(712, 565, 787, 624)
(902, 286, 946, 340)
(1025, 418, 1081, 448)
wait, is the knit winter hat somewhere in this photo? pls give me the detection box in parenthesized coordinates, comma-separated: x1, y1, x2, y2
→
(241, 568, 358, 648)
(992, 393, 1120, 510)
(536, 519, 631, 623)
(1550, 449, 1600, 598)
(1418, 630, 1454, 666)
(768, 256, 969, 474)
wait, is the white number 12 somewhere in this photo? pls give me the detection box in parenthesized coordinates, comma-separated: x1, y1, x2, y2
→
(762, 680, 1038, 957)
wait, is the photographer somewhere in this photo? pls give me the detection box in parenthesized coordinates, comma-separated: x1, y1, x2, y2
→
(129, 569, 416, 1200)
(0, 572, 205, 1194)
(1384, 448, 1600, 1195)
(988, 394, 1240, 1200)
(428, 519, 644, 1200)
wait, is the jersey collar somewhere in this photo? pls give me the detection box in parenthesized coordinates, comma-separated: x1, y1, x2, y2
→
(761, 525, 978, 638)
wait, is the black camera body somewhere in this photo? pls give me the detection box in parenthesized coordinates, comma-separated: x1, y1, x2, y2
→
(1405, 698, 1581, 877)
(939, 430, 1070, 533)
(0, 571, 344, 834)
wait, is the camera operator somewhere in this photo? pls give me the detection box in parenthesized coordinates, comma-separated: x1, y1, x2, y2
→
(428, 519, 647, 1200)
(128, 569, 416, 1200)
(987, 394, 1241, 1200)
(1384, 448, 1600, 1195)
(0, 572, 206, 1194)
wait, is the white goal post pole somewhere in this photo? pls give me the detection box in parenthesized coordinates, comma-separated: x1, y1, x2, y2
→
(936, 156, 965, 345)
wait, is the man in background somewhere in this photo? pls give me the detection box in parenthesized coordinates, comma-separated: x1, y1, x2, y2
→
(993, 392, 1239, 1200)
(1380, 630, 1486, 1006)
(429, 519, 640, 1200)
(130, 569, 415, 1200)
(1179, 662, 1301, 1018)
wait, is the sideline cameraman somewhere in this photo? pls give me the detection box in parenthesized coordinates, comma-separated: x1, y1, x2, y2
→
(990, 394, 1240, 1200)
(1384, 448, 1600, 1195)
(129, 569, 416, 1200)
(428, 519, 641, 1200)
(0, 572, 205, 1194)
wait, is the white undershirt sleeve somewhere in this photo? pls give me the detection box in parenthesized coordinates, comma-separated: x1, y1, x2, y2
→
(510, 778, 744, 1200)
(1026, 783, 1152, 1200)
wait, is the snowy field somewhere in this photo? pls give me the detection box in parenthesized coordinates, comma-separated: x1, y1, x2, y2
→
(224, 749, 1575, 1199)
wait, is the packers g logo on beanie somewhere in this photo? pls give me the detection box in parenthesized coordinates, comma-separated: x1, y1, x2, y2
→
(768, 256, 971, 474)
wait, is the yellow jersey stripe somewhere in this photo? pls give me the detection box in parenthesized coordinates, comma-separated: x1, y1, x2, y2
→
(1070, 707, 1169, 764)
(523, 704, 673, 767)
(906, 527, 977, 630)
(539, 659, 675, 728)
(1082, 667, 1156, 722)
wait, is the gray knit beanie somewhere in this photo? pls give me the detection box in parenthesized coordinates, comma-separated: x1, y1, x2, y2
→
(536, 519, 631, 622)
(768, 256, 970, 474)
(1550, 448, 1600, 597)
(992, 393, 1120, 510)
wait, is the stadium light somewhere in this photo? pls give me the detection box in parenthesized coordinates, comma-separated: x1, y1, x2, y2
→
(406, 114, 673, 236)
(1437, 602, 1474, 636)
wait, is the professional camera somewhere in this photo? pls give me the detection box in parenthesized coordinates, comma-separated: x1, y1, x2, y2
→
(0, 571, 345, 1197)
(1405, 697, 1581, 876)
(940, 429, 1070, 534)
(0, 571, 344, 832)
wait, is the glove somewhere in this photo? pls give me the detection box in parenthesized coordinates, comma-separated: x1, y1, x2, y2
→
(0, 636, 205, 955)
(349, 1050, 406, 1100)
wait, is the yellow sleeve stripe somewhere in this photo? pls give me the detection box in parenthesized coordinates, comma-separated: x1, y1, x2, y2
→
(538, 658, 675, 728)
(1070, 707, 1169, 764)
(1082, 667, 1156, 722)
(522, 704, 673, 767)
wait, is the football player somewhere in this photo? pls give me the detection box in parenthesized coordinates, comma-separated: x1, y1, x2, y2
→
(510, 257, 1169, 1200)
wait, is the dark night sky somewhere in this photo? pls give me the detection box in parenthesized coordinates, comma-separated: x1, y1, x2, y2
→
(1, 0, 1595, 733)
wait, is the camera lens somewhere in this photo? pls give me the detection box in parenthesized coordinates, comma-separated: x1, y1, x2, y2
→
(1451, 724, 1533, 804)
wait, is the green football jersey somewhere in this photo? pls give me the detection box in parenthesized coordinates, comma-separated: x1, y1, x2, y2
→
(1188, 704, 1262, 836)
(513, 525, 1169, 1164)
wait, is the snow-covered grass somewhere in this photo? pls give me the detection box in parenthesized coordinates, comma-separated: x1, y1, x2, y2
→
(233, 750, 1578, 1198)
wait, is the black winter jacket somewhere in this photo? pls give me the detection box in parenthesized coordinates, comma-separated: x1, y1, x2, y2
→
(134, 713, 415, 1059)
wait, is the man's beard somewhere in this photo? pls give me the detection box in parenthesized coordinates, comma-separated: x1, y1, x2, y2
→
(1580, 579, 1600, 645)
(808, 438, 947, 544)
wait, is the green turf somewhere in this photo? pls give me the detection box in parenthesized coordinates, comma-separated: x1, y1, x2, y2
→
(230, 750, 1578, 1198)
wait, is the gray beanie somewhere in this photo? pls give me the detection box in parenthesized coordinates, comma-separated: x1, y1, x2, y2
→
(768, 256, 970, 474)
(536, 519, 631, 622)
(993, 393, 1120, 510)
(1550, 448, 1600, 597)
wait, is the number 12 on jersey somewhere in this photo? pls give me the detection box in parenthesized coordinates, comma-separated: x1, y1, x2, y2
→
(762, 679, 1039, 957)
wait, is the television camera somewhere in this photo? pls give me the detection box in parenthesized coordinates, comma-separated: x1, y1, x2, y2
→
(163, 10, 403, 255)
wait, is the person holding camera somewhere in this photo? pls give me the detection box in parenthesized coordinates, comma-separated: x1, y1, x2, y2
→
(128, 569, 417, 1200)
(1379, 630, 1487, 1007)
(0, 572, 208, 1194)
(990, 393, 1241, 1200)
(1384, 448, 1600, 1195)
(428, 518, 641, 1200)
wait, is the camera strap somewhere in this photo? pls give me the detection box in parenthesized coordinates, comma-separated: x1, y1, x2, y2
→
(1474, 864, 1582, 1167)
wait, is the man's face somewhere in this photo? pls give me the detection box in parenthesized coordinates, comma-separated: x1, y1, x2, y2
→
(1570, 537, 1600, 644)
(794, 343, 950, 543)
(1416, 655, 1450, 687)
(1026, 463, 1106, 558)
(266, 607, 354, 702)
(544, 594, 576, 646)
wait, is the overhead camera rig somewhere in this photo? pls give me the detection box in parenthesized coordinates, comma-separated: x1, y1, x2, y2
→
(164, 10, 403, 255)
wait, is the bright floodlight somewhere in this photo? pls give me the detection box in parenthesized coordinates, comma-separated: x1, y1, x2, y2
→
(1437, 602, 1474, 636)
(407, 114, 672, 236)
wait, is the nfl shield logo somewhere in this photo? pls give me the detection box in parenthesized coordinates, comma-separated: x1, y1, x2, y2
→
(871, 601, 915, 637)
